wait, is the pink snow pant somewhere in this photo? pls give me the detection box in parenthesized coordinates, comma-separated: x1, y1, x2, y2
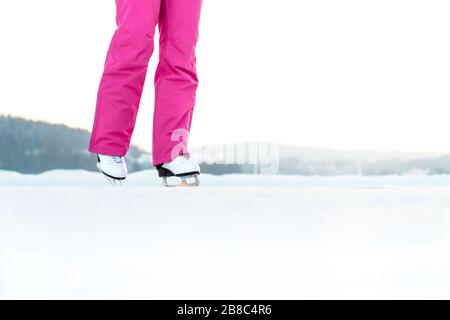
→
(89, 0, 203, 165)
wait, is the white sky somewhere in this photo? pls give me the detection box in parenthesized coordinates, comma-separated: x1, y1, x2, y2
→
(1, 0, 450, 153)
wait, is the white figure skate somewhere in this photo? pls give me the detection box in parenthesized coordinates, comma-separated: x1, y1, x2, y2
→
(157, 156, 200, 187)
(96, 154, 127, 187)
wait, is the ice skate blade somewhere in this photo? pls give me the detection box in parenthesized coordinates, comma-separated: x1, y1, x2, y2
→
(105, 176, 123, 187)
(162, 175, 200, 188)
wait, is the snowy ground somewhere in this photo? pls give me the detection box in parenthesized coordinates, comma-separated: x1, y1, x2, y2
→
(1, 170, 450, 299)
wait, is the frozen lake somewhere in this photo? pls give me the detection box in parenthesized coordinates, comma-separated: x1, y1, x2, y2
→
(1, 170, 450, 299)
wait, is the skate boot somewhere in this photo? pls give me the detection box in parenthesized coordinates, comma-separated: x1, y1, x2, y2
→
(157, 156, 200, 187)
(96, 154, 127, 186)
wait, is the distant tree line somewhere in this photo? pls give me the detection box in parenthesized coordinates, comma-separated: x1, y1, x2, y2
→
(278, 156, 450, 176)
(0, 115, 145, 174)
(2, 115, 450, 175)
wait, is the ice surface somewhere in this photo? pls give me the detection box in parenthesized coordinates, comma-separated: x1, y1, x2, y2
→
(1, 170, 450, 299)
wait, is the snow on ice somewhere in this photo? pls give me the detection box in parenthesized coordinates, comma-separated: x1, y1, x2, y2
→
(1, 170, 450, 299)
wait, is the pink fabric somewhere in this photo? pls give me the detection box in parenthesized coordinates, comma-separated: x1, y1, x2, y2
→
(89, 0, 203, 165)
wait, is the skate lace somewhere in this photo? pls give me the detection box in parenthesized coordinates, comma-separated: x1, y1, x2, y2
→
(178, 155, 190, 163)
(110, 156, 123, 164)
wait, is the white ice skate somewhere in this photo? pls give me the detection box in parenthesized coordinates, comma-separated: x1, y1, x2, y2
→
(157, 156, 200, 187)
(96, 154, 127, 186)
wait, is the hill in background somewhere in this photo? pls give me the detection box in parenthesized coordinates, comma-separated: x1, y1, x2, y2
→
(2, 115, 450, 175)
(0, 115, 147, 174)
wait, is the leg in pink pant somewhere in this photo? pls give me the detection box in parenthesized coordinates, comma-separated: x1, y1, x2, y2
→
(89, 0, 202, 165)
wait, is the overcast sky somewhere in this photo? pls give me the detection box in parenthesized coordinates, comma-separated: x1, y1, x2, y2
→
(1, 0, 450, 152)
